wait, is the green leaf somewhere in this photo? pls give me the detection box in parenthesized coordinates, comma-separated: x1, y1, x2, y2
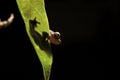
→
(16, 0, 52, 80)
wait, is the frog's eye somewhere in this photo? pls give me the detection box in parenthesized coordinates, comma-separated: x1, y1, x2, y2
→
(54, 32, 61, 39)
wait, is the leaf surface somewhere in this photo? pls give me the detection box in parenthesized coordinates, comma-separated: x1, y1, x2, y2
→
(16, 0, 52, 80)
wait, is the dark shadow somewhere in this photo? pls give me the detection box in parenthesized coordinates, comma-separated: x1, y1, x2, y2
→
(29, 19, 51, 53)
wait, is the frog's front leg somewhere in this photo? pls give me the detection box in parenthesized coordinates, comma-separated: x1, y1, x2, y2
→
(0, 13, 14, 29)
(49, 30, 62, 45)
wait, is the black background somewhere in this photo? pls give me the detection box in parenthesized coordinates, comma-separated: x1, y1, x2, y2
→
(1, 0, 120, 80)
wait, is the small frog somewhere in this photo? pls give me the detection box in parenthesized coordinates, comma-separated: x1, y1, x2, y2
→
(30, 17, 62, 45)
(49, 30, 62, 45)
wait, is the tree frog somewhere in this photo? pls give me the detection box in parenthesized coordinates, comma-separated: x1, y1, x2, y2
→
(49, 30, 61, 45)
